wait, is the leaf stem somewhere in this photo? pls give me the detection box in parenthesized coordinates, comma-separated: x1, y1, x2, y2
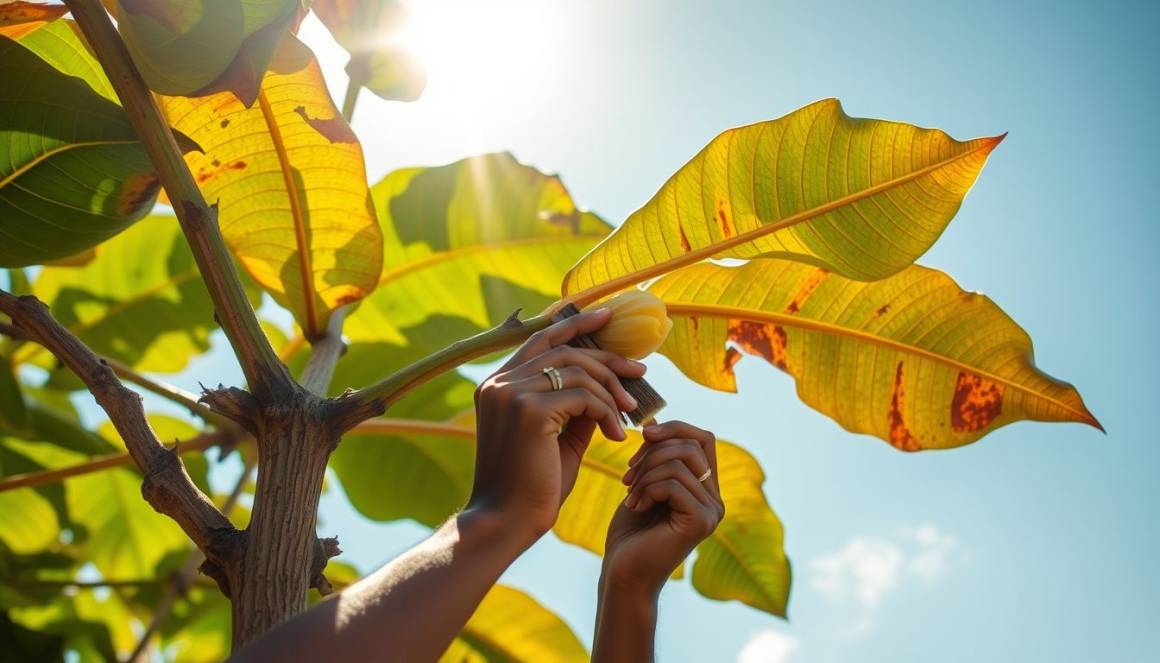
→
(341, 56, 368, 123)
(299, 305, 349, 396)
(348, 313, 552, 414)
(62, 0, 293, 402)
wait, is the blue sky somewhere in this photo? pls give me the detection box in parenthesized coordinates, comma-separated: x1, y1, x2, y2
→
(21, 0, 1155, 660)
(291, 1, 1153, 660)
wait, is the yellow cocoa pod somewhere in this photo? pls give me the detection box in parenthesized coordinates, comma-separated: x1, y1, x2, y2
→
(590, 290, 673, 359)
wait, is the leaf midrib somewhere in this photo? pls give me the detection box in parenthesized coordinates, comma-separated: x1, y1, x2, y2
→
(561, 135, 1003, 309)
(665, 301, 1099, 427)
(378, 234, 609, 287)
(0, 139, 139, 190)
(257, 89, 319, 337)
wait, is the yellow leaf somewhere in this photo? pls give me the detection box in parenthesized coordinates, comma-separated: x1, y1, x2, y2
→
(651, 260, 1101, 451)
(440, 584, 588, 663)
(562, 99, 1002, 306)
(162, 36, 382, 337)
(0, 1, 68, 39)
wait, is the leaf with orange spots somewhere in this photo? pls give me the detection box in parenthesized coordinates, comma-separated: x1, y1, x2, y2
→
(160, 35, 382, 338)
(561, 99, 1003, 306)
(0, 1, 67, 39)
(650, 260, 1101, 451)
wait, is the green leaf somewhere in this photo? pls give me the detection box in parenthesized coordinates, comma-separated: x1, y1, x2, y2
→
(13, 215, 218, 379)
(0, 23, 161, 266)
(0, 487, 59, 554)
(562, 99, 1003, 305)
(332, 153, 609, 390)
(651, 260, 1101, 450)
(331, 372, 476, 526)
(111, 0, 300, 104)
(0, 356, 28, 430)
(441, 584, 588, 663)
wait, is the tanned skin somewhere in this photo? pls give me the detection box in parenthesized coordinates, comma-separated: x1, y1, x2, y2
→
(231, 308, 724, 663)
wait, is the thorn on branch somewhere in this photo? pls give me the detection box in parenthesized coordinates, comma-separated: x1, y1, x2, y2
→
(502, 308, 524, 329)
(199, 385, 260, 433)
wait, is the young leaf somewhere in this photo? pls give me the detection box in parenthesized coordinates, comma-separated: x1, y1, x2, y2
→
(562, 99, 1003, 305)
(440, 585, 589, 662)
(110, 0, 300, 104)
(0, 25, 160, 266)
(313, 0, 427, 102)
(651, 260, 1102, 451)
(161, 35, 383, 338)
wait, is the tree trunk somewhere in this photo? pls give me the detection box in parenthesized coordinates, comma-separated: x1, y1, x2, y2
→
(228, 394, 339, 648)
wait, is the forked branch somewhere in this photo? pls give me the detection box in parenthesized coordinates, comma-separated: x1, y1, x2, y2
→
(0, 290, 234, 557)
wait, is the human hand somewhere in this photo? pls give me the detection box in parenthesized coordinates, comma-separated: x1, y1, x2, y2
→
(467, 307, 647, 545)
(601, 421, 724, 598)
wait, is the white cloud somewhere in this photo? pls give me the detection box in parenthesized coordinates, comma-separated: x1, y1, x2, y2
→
(737, 629, 799, 663)
(807, 525, 961, 638)
(809, 537, 903, 607)
(903, 524, 959, 583)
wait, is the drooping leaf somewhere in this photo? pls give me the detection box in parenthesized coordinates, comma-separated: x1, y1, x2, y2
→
(161, 35, 383, 338)
(0, 24, 161, 266)
(333, 154, 609, 389)
(111, 0, 300, 104)
(690, 435, 790, 617)
(440, 584, 588, 663)
(651, 260, 1101, 450)
(313, 0, 427, 102)
(562, 99, 1003, 304)
(556, 430, 790, 616)
(12, 216, 218, 380)
(0, 1, 68, 39)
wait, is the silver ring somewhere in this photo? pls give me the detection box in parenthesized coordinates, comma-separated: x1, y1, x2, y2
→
(542, 366, 564, 391)
(697, 468, 712, 483)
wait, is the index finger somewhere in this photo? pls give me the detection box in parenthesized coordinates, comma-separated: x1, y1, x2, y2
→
(502, 307, 612, 370)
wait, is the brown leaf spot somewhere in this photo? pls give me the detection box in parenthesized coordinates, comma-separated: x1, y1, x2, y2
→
(876, 304, 891, 317)
(723, 347, 742, 373)
(887, 362, 921, 452)
(727, 320, 788, 371)
(220, 119, 230, 129)
(294, 106, 358, 144)
(785, 268, 828, 314)
(229, 161, 246, 171)
(334, 291, 365, 307)
(196, 160, 246, 184)
(116, 173, 160, 215)
(951, 371, 1004, 432)
(678, 225, 692, 253)
(716, 200, 735, 238)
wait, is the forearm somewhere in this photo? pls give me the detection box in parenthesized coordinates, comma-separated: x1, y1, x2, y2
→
(231, 508, 534, 662)
(593, 569, 660, 663)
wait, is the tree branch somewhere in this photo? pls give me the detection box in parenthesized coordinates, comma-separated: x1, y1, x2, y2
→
(344, 313, 551, 426)
(127, 457, 254, 663)
(62, 0, 293, 403)
(0, 290, 233, 556)
(0, 418, 473, 494)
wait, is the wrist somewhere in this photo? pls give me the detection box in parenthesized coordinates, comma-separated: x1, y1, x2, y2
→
(459, 502, 544, 553)
(598, 561, 663, 608)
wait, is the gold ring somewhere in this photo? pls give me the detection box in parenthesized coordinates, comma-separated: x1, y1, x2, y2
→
(543, 366, 564, 391)
(697, 468, 712, 483)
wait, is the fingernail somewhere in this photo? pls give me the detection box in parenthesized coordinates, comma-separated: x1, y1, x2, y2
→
(593, 306, 611, 316)
(624, 394, 638, 409)
(625, 492, 638, 508)
(630, 359, 647, 370)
